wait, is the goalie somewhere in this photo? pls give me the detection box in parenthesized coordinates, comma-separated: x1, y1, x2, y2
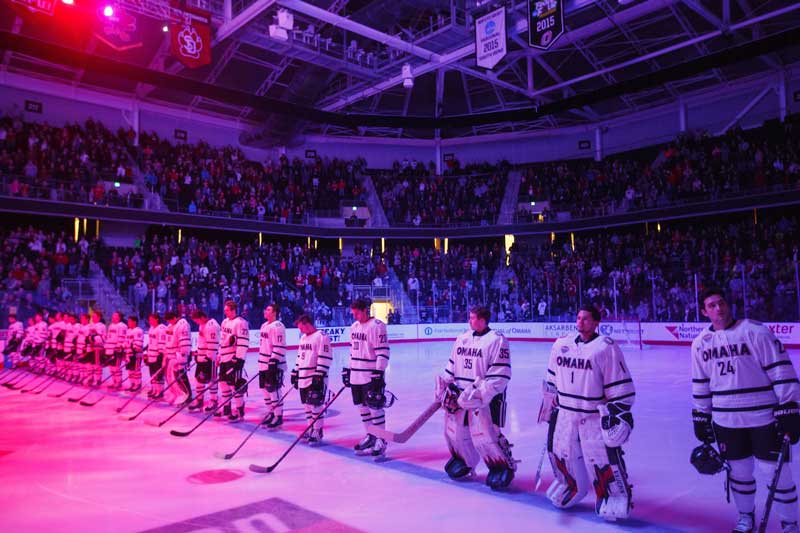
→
(539, 305, 636, 521)
(435, 305, 517, 491)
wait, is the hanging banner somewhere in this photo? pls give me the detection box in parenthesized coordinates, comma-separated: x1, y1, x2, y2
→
(170, 3, 212, 69)
(94, 8, 143, 52)
(528, 0, 565, 51)
(475, 6, 507, 70)
(10, 0, 56, 16)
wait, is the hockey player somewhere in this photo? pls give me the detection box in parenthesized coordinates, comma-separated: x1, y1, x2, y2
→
(29, 312, 48, 373)
(435, 305, 516, 490)
(75, 313, 93, 385)
(691, 289, 800, 533)
(124, 316, 144, 392)
(258, 303, 288, 428)
(164, 311, 192, 406)
(88, 310, 106, 386)
(218, 300, 250, 422)
(45, 312, 62, 375)
(343, 298, 391, 457)
(292, 314, 333, 445)
(3, 314, 24, 369)
(541, 305, 636, 520)
(189, 310, 219, 412)
(62, 313, 79, 382)
(104, 312, 128, 389)
(145, 314, 167, 399)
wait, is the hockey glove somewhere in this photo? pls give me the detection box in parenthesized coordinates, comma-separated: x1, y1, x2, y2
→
(443, 383, 461, 413)
(228, 335, 237, 347)
(692, 409, 715, 444)
(599, 402, 634, 447)
(311, 374, 325, 393)
(290, 368, 299, 389)
(342, 367, 351, 388)
(233, 358, 245, 372)
(370, 371, 386, 392)
(775, 402, 800, 444)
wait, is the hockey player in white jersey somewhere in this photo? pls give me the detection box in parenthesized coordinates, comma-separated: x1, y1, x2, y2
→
(164, 311, 193, 405)
(218, 300, 250, 422)
(258, 303, 288, 428)
(4, 314, 25, 368)
(104, 312, 128, 390)
(28, 312, 48, 373)
(62, 313, 79, 382)
(541, 305, 636, 520)
(145, 314, 167, 399)
(190, 310, 219, 412)
(75, 313, 93, 385)
(292, 314, 333, 445)
(691, 289, 800, 533)
(45, 313, 62, 375)
(88, 310, 106, 386)
(435, 305, 517, 490)
(124, 316, 144, 392)
(344, 298, 391, 457)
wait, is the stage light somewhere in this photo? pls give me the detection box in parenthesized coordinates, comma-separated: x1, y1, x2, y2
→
(103, 5, 114, 17)
(162, 24, 169, 32)
(61, 0, 74, 5)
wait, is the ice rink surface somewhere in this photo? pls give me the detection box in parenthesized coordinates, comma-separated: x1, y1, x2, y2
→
(1, 340, 798, 533)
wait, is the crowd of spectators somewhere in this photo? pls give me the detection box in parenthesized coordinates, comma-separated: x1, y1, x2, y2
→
(0, 225, 97, 327)
(100, 232, 384, 326)
(372, 158, 509, 226)
(517, 117, 800, 222)
(0, 114, 142, 207)
(136, 131, 366, 223)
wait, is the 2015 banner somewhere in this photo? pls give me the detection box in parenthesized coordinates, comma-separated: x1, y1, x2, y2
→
(475, 6, 507, 70)
(170, 3, 212, 69)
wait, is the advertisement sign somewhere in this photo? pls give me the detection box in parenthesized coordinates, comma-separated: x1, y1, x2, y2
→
(476, 7, 507, 69)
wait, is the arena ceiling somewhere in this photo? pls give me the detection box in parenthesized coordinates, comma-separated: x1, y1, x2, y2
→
(1, 0, 799, 144)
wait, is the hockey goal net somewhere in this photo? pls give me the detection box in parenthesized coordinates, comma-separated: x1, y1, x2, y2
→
(604, 315, 644, 351)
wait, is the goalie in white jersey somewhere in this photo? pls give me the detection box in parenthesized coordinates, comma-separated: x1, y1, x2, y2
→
(292, 314, 333, 445)
(344, 298, 391, 458)
(258, 303, 288, 429)
(164, 311, 193, 406)
(691, 289, 800, 533)
(104, 312, 128, 390)
(540, 305, 636, 521)
(436, 305, 517, 490)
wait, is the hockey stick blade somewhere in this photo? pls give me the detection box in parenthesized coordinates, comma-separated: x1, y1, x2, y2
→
(371, 401, 441, 444)
(80, 396, 105, 407)
(213, 451, 235, 460)
(248, 463, 274, 474)
(169, 429, 193, 437)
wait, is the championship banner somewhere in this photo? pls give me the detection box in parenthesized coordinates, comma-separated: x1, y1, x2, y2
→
(475, 6, 507, 69)
(94, 8, 143, 52)
(10, 0, 56, 16)
(170, 3, 212, 69)
(528, 0, 565, 50)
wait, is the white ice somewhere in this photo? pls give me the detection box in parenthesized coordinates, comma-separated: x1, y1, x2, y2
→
(1, 342, 797, 532)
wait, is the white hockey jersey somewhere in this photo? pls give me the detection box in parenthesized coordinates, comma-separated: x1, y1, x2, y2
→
(444, 328, 511, 402)
(546, 333, 636, 415)
(348, 318, 390, 386)
(76, 323, 91, 356)
(220, 316, 249, 363)
(63, 323, 78, 356)
(165, 318, 191, 362)
(125, 327, 144, 359)
(197, 319, 220, 363)
(88, 322, 106, 351)
(50, 320, 65, 350)
(258, 320, 287, 371)
(692, 319, 800, 428)
(29, 320, 48, 347)
(146, 323, 167, 363)
(8, 321, 24, 342)
(295, 330, 333, 389)
(105, 321, 128, 355)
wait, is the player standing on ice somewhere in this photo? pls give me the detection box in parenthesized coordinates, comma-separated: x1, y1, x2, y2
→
(145, 314, 167, 399)
(258, 303, 287, 429)
(104, 312, 128, 390)
(218, 300, 250, 423)
(164, 311, 193, 406)
(691, 289, 800, 533)
(292, 314, 333, 445)
(189, 310, 219, 413)
(124, 316, 144, 392)
(540, 304, 635, 520)
(4, 314, 25, 368)
(436, 305, 517, 490)
(344, 298, 391, 458)
(88, 310, 106, 387)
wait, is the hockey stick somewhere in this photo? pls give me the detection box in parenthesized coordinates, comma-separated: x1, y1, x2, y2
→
(145, 368, 220, 428)
(533, 442, 548, 490)
(68, 370, 116, 402)
(214, 388, 295, 460)
(169, 372, 258, 437)
(11, 371, 48, 391)
(122, 362, 195, 421)
(370, 401, 441, 444)
(758, 433, 792, 533)
(80, 376, 130, 407)
(115, 362, 164, 413)
(249, 386, 347, 474)
(20, 372, 56, 393)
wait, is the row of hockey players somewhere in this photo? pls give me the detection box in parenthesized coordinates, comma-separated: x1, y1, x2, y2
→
(4, 290, 796, 532)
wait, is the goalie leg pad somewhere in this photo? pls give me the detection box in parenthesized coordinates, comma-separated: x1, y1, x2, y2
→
(547, 409, 590, 509)
(445, 455, 473, 479)
(444, 409, 480, 473)
(468, 407, 516, 475)
(579, 414, 633, 520)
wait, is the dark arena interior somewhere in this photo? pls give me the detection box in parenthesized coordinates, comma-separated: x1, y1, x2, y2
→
(2, 1, 800, 531)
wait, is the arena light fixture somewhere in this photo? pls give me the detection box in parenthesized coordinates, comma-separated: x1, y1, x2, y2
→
(61, 0, 74, 5)
(162, 24, 169, 33)
(103, 5, 114, 17)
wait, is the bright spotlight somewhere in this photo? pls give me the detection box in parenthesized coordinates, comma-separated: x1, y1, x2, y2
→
(61, 0, 74, 5)
(103, 5, 114, 17)
(162, 24, 169, 32)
